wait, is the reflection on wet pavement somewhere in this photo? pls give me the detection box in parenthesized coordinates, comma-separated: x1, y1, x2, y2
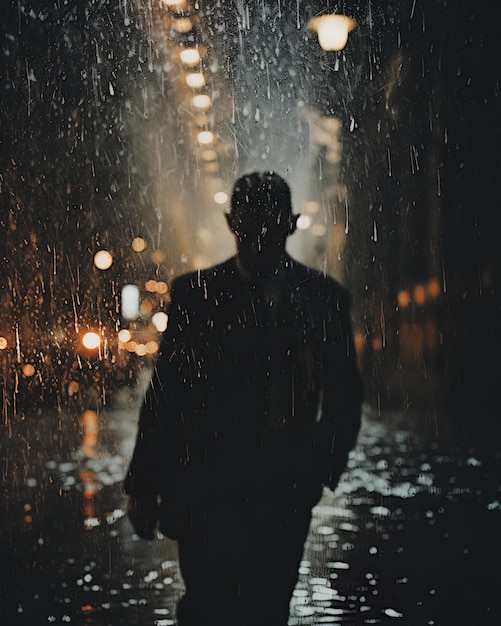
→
(1, 401, 499, 625)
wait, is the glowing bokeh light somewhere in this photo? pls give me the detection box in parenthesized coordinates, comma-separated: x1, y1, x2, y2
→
(197, 130, 215, 145)
(82, 332, 100, 350)
(311, 223, 327, 237)
(201, 148, 217, 161)
(305, 201, 320, 214)
(213, 191, 228, 205)
(151, 250, 166, 265)
(185, 72, 206, 89)
(161, 0, 187, 7)
(427, 278, 441, 298)
(135, 344, 148, 357)
(118, 329, 132, 343)
(0, 337, 7, 350)
(146, 341, 160, 354)
(296, 215, 312, 230)
(93, 250, 113, 270)
(204, 162, 219, 173)
(141, 299, 154, 314)
(22, 364, 35, 377)
(397, 290, 411, 308)
(180, 48, 201, 66)
(68, 381, 80, 396)
(171, 18, 192, 33)
(152, 312, 168, 332)
(308, 14, 356, 51)
(414, 284, 426, 306)
(121, 284, 140, 320)
(195, 113, 210, 127)
(192, 94, 211, 111)
(132, 237, 147, 252)
(353, 331, 366, 355)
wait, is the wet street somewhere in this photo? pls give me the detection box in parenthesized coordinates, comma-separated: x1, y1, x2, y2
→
(0, 389, 499, 626)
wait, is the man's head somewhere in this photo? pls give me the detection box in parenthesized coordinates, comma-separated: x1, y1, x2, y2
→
(226, 171, 296, 275)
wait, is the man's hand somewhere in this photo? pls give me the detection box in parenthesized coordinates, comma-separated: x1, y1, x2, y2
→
(127, 494, 159, 540)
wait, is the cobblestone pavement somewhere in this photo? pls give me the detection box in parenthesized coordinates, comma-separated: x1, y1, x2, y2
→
(1, 393, 500, 625)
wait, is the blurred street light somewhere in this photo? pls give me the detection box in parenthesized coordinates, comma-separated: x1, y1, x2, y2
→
(93, 249, 113, 270)
(197, 130, 215, 145)
(185, 72, 206, 89)
(82, 332, 100, 350)
(160, 0, 187, 8)
(180, 47, 201, 66)
(192, 94, 211, 111)
(308, 14, 356, 51)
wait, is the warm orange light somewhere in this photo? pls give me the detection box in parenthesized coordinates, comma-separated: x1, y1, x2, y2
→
(201, 148, 217, 162)
(305, 201, 320, 214)
(156, 281, 168, 294)
(0, 337, 7, 350)
(81, 410, 99, 455)
(151, 250, 166, 264)
(308, 14, 356, 51)
(197, 130, 215, 145)
(414, 284, 426, 306)
(22, 363, 35, 377)
(204, 161, 220, 173)
(132, 237, 147, 252)
(68, 381, 80, 396)
(118, 329, 132, 343)
(427, 278, 441, 298)
(145, 279, 157, 293)
(161, 0, 187, 8)
(195, 113, 210, 127)
(146, 340, 159, 354)
(192, 94, 211, 111)
(397, 290, 411, 309)
(185, 72, 206, 89)
(171, 18, 193, 33)
(82, 332, 100, 350)
(353, 331, 366, 355)
(141, 299, 154, 314)
(311, 224, 326, 237)
(372, 337, 383, 351)
(400, 321, 424, 359)
(93, 250, 113, 270)
(180, 48, 201, 66)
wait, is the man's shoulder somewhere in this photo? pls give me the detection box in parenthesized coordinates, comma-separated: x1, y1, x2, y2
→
(287, 257, 351, 305)
(170, 258, 237, 297)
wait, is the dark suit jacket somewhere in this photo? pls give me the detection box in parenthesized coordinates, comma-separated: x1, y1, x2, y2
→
(125, 254, 362, 507)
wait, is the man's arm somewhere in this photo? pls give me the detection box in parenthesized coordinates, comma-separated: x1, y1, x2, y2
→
(123, 282, 188, 537)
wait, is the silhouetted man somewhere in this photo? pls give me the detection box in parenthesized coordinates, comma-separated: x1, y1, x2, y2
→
(125, 171, 362, 626)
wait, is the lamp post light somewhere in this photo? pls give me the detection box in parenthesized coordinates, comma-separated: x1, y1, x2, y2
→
(171, 17, 193, 33)
(160, 0, 187, 9)
(191, 94, 211, 111)
(185, 72, 206, 89)
(308, 14, 356, 51)
(179, 47, 201, 66)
